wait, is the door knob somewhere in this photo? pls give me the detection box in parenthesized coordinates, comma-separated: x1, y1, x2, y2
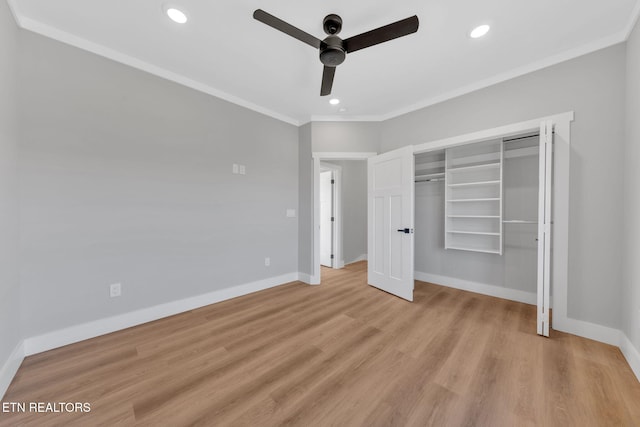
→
(397, 228, 411, 234)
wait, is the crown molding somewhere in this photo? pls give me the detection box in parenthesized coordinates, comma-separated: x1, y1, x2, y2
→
(9, 0, 640, 127)
(7, 1, 301, 126)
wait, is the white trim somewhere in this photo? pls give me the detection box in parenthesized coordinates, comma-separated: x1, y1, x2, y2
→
(620, 334, 640, 382)
(9, 0, 638, 126)
(0, 341, 24, 399)
(345, 254, 368, 265)
(312, 157, 321, 284)
(377, 35, 621, 122)
(9, 12, 300, 127)
(311, 33, 629, 123)
(313, 152, 377, 160)
(310, 115, 382, 123)
(413, 112, 574, 154)
(415, 271, 537, 306)
(623, 0, 640, 40)
(5, 0, 22, 26)
(23, 272, 298, 356)
(552, 317, 622, 347)
(297, 272, 319, 285)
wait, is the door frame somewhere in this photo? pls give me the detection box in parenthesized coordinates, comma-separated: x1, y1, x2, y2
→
(311, 152, 377, 284)
(412, 111, 573, 334)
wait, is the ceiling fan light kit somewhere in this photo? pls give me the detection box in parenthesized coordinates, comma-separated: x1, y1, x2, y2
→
(253, 9, 419, 96)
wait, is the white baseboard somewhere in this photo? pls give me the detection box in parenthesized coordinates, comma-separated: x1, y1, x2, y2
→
(298, 273, 320, 285)
(24, 272, 299, 356)
(552, 316, 622, 346)
(620, 333, 640, 382)
(415, 271, 537, 306)
(0, 341, 24, 399)
(345, 254, 367, 265)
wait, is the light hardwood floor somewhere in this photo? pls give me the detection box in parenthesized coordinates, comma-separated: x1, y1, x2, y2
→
(2, 261, 640, 426)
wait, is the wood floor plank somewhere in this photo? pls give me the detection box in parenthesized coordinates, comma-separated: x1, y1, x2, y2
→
(2, 261, 639, 427)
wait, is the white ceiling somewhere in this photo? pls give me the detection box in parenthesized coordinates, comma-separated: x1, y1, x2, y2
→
(9, 0, 640, 125)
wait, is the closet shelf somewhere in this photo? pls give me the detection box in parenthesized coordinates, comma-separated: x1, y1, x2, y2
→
(447, 198, 500, 202)
(447, 230, 500, 236)
(447, 180, 500, 187)
(446, 162, 500, 172)
(446, 246, 501, 255)
(444, 139, 504, 255)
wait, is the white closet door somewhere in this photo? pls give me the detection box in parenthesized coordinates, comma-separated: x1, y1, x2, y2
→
(367, 146, 415, 301)
(537, 121, 553, 336)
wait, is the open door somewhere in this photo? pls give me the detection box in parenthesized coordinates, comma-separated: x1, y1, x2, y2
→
(537, 121, 553, 336)
(320, 170, 333, 267)
(367, 146, 415, 301)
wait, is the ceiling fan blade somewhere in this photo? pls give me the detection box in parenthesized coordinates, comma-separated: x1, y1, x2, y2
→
(343, 15, 419, 53)
(320, 66, 336, 96)
(253, 9, 322, 49)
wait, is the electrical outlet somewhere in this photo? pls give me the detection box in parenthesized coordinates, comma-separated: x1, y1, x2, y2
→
(286, 209, 296, 218)
(110, 283, 121, 298)
(232, 164, 239, 174)
(239, 165, 246, 175)
(265, 257, 270, 267)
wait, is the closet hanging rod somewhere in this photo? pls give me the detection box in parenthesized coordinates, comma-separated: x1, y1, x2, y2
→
(502, 220, 538, 224)
(502, 130, 554, 144)
(415, 178, 445, 183)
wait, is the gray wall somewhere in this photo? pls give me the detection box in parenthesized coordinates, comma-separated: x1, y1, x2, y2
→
(381, 45, 626, 329)
(324, 160, 367, 265)
(311, 121, 380, 153)
(623, 19, 640, 353)
(17, 30, 299, 337)
(298, 123, 313, 277)
(0, 0, 21, 369)
(415, 147, 539, 294)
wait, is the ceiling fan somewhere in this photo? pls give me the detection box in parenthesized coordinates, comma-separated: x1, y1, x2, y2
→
(253, 10, 419, 96)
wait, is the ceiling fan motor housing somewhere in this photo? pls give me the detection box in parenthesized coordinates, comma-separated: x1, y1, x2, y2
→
(320, 35, 346, 66)
(323, 14, 342, 35)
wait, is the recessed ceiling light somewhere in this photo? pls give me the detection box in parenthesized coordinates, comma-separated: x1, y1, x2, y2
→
(470, 24, 490, 39)
(329, 98, 340, 105)
(166, 7, 188, 24)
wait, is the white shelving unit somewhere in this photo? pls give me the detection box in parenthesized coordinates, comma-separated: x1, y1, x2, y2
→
(445, 140, 504, 254)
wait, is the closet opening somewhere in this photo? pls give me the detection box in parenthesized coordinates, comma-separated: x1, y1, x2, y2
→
(413, 131, 548, 332)
(366, 112, 572, 338)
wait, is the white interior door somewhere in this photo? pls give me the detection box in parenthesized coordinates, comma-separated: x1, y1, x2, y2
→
(537, 121, 553, 336)
(320, 170, 333, 267)
(367, 146, 415, 301)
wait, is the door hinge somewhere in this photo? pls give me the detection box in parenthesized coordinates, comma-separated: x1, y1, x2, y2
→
(330, 254, 334, 259)
(331, 179, 335, 184)
(331, 217, 334, 222)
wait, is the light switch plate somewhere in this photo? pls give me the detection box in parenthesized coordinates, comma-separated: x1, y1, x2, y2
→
(286, 209, 296, 218)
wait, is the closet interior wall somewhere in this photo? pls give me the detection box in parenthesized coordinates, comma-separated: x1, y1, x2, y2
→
(414, 135, 541, 301)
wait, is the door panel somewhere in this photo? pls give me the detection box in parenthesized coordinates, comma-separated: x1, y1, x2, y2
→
(389, 195, 403, 280)
(537, 121, 553, 336)
(368, 146, 414, 301)
(373, 196, 385, 275)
